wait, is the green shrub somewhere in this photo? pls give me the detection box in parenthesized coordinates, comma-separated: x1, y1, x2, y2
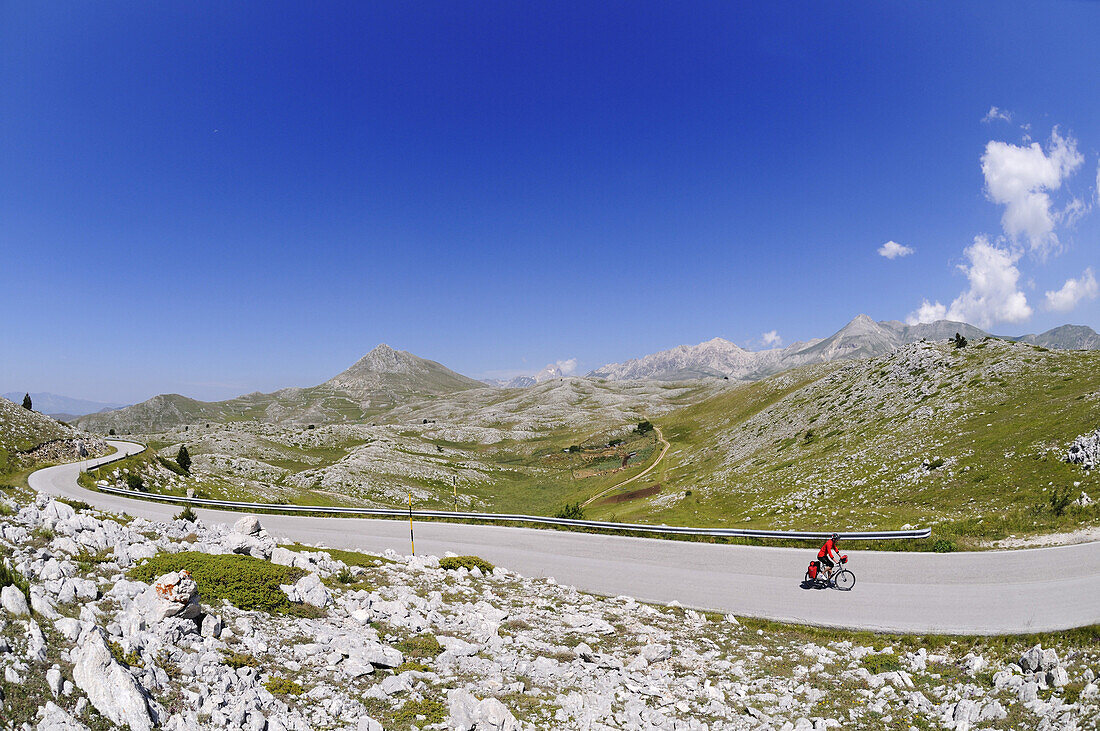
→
(130, 552, 305, 613)
(109, 640, 144, 668)
(222, 650, 261, 669)
(396, 634, 442, 660)
(109, 428, 116, 436)
(265, 676, 303, 696)
(862, 653, 901, 674)
(396, 660, 430, 673)
(932, 539, 957, 553)
(394, 697, 447, 725)
(174, 504, 198, 522)
(0, 503, 13, 517)
(125, 473, 144, 491)
(553, 502, 585, 520)
(926, 458, 945, 471)
(438, 555, 495, 574)
(635, 420, 654, 435)
(335, 567, 354, 584)
(566, 445, 582, 453)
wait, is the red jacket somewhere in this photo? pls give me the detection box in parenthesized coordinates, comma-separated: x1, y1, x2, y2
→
(818, 538, 838, 559)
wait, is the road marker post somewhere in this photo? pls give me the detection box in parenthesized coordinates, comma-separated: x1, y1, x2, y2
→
(408, 491, 415, 556)
(453, 475, 458, 512)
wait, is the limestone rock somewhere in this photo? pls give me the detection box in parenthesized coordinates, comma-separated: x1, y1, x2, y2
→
(1, 584, 29, 616)
(72, 630, 160, 731)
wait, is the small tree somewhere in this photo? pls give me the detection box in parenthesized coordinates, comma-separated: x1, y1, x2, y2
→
(22, 393, 32, 410)
(176, 445, 191, 473)
(953, 332, 968, 349)
(125, 473, 144, 491)
(635, 420, 654, 435)
(108, 428, 116, 436)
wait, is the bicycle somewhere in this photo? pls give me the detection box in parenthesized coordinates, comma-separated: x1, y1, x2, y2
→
(805, 555, 856, 591)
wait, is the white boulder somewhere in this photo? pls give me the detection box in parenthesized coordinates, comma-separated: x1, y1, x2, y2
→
(1, 584, 29, 616)
(72, 630, 160, 731)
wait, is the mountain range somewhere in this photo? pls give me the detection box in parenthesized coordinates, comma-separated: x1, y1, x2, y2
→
(73, 317, 1100, 433)
(586, 316, 1094, 382)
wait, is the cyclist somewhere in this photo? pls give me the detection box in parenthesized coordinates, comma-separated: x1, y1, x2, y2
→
(817, 532, 845, 579)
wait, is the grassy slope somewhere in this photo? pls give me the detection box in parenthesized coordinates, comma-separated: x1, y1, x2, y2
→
(585, 339, 1100, 545)
(0, 397, 73, 476)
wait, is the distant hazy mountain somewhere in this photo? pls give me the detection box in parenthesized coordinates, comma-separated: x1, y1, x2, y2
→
(1016, 325, 1100, 350)
(2, 392, 126, 418)
(480, 362, 575, 388)
(76, 344, 483, 433)
(587, 316, 1099, 382)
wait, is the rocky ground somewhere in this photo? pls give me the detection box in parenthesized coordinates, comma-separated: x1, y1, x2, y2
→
(2, 483, 1098, 731)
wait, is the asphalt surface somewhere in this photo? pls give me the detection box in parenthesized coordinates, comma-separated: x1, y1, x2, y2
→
(30, 441, 1100, 635)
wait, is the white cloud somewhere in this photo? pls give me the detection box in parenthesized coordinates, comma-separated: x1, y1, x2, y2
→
(982, 106, 1012, 123)
(761, 330, 782, 347)
(981, 129, 1083, 257)
(946, 236, 1032, 328)
(906, 299, 947, 325)
(878, 240, 914, 259)
(1044, 268, 1098, 312)
(554, 358, 578, 376)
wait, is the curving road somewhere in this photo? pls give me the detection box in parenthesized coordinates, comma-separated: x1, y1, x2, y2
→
(30, 441, 1100, 635)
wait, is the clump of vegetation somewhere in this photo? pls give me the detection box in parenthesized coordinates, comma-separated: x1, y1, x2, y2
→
(265, 676, 303, 696)
(21, 393, 32, 410)
(334, 567, 354, 584)
(925, 457, 945, 471)
(1048, 486, 1073, 517)
(635, 420, 654, 435)
(157, 456, 188, 476)
(862, 653, 902, 674)
(222, 650, 261, 669)
(803, 429, 816, 444)
(566, 444, 583, 453)
(554, 502, 585, 520)
(59, 497, 91, 512)
(108, 428, 116, 435)
(396, 634, 442, 660)
(438, 555, 495, 574)
(393, 697, 447, 725)
(395, 660, 430, 673)
(74, 548, 113, 573)
(953, 332, 968, 348)
(109, 640, 144, 668)
(130, 552, 305, 613)
(125, 473, 144, 491)
(176, 445, 191, 473)
(0, 560, 30, 604)
(174, 504, 198, 522)
(608, 438, 624, 447)
(932, 538, 957, 553)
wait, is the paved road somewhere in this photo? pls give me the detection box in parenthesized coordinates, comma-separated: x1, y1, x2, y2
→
(31, 442, 1100, 635)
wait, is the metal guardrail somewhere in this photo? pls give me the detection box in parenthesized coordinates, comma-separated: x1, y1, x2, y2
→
(93, 482, 931, 541)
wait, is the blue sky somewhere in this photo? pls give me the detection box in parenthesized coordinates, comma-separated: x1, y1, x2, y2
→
(3, 1, 1099, 403)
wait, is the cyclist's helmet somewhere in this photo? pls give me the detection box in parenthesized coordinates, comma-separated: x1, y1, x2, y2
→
(830, 532, 839, 543)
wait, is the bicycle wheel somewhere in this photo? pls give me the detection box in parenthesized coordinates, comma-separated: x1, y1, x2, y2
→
(834, 570, 855, 591)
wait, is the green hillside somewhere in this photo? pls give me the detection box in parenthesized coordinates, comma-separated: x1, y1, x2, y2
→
(585, 338, 1100, 546)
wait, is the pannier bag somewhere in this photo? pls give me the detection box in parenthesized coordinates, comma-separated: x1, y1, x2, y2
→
(807, 561, 819, 579)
